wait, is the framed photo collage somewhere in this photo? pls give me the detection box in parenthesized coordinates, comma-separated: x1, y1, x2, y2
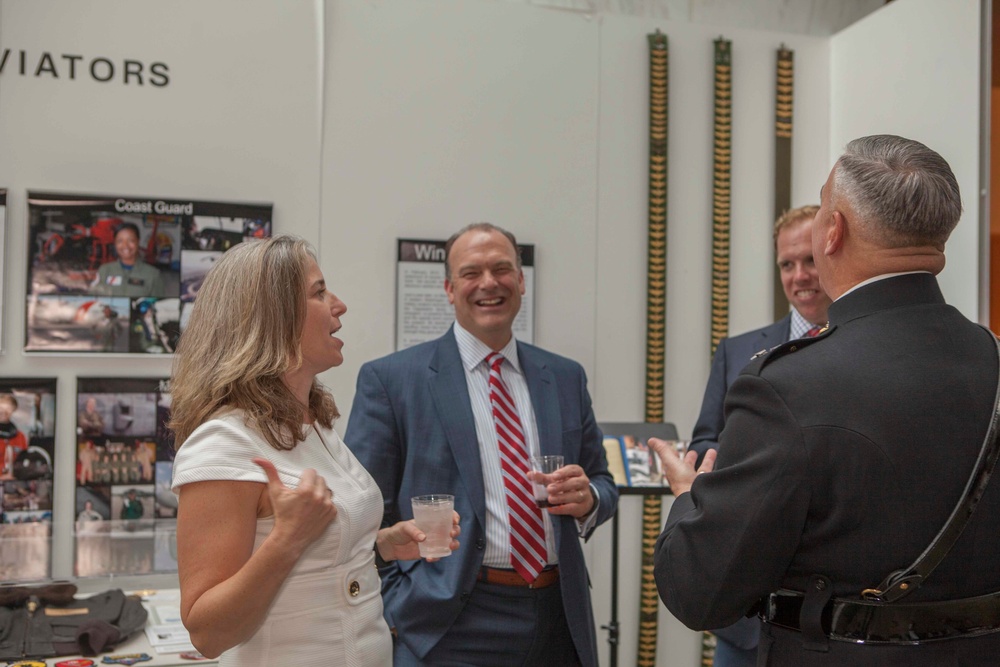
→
(25, 191, 272, 354)
(1, 190, 271, 581)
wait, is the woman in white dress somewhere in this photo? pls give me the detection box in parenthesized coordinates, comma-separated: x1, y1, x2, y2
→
(170, 236, 458, 666)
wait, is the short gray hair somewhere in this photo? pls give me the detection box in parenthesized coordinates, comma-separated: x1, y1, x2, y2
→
(833, 135, 962, 247)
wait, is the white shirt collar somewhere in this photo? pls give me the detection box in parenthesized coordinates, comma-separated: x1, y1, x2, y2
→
(453, 322, 521, 374)
(787, 308, 817, 339)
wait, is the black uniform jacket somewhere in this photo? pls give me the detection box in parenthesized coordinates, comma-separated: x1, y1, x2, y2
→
(655, 273, 1000, 666)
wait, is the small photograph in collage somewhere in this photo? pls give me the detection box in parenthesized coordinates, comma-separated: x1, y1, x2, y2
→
(0, 377, 57, 582)
(75, 377, 177, 577)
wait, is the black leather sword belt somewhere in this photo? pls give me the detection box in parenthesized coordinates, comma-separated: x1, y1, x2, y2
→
(760, 329, 1000, 649)
(763, 588, 1000, 644)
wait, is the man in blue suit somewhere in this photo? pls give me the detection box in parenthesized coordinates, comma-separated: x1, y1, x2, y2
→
(689, 205, 831, 667)
(346, 222, 617, 666)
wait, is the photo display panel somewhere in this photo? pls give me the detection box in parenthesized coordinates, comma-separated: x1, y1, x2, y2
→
(75, 377, 177, 577)
(0, 188, 7, 351)
(0, 377, 57, 582)
(25, 192, 272, 353)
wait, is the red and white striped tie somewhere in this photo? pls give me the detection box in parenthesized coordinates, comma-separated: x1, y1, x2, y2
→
(486, 352, 546, 583)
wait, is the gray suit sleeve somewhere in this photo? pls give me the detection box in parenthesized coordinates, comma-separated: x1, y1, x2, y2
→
(576, 368, 618, 537)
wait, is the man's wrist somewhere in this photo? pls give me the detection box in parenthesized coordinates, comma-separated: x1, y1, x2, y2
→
(584, 484, 598, 516)
(374, 536, 390, 568)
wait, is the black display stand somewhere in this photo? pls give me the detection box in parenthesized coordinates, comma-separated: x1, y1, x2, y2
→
(598, 422, 678, 667)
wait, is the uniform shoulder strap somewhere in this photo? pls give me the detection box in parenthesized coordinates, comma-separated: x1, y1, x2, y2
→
(865, 326, 1000, 603)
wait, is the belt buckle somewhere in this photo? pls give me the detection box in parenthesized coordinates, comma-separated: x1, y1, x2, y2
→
(760, 589, 806, 633)
(765, 591, 778, 621)
(528, 567, 554, 589)
(861, 587, 884, 601)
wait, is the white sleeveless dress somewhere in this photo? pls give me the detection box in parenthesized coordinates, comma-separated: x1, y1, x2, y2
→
(171, 410, 392, 667)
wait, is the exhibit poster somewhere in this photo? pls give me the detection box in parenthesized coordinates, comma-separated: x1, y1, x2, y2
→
(0, 189, 6, 352)
(25, 191, 272, 353)
(0, 377, 57, 582)
(602, 434, 690, 488)
(75, 377, 177, 577)
(395, 238, 535, 350)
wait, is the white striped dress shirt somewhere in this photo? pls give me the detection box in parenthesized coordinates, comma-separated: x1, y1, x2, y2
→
(788, 307, 817, 340)
(453, 323, 558, 568)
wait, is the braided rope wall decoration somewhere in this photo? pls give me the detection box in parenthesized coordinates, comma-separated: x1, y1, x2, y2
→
(700, 36, 733, 666)
(772, 45, 794, 321)
(638, 29, 669, 667)
(710, 37, 732, 357)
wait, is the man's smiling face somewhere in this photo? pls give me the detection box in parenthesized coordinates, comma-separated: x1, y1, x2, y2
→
(777, 217, 832, 325)
(444, 228, 524, 350)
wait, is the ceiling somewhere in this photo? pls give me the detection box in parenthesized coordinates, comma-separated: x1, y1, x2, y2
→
(500, 0, 887, 36)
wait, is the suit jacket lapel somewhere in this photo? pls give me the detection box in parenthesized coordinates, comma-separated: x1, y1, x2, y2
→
(757, 314, 790, 347)
(775, 313, 792, 342)
(519, 342, 564, 551)
(750, 314, 791, 357)
(519, 342, 561, 457)
(428, 331, 487, 529)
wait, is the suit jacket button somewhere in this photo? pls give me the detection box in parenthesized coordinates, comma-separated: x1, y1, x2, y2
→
(461, 591, 470, 601)
(349, 580, 360, 597)
(476, 539, 485, 550)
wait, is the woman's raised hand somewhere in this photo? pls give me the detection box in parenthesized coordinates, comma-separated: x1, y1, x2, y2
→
(254, 458, 337, 554)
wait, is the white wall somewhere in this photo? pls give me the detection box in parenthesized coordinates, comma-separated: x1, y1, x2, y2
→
(321, 0, 599, 413)
(320, 2, 829, 664)
(320, 0, 831, 463)
(0, 0, 324, 586)
(593, 15, 829, 665)
(830, 0, 983, 320)
(595, 12, 831, 448)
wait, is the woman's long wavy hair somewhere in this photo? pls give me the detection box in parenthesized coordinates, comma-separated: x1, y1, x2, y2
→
(168, 235, 338, 451)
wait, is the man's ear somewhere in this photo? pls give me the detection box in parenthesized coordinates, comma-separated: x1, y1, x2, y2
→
(444, 277, 456, 305)
(825, 210, 847, 256)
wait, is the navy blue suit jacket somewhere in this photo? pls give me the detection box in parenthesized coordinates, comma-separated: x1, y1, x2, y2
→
(345, 328, 617, 666)
(689, 315, 791, 462)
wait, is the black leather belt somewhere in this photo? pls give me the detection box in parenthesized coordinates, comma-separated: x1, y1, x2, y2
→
(763, 588, 1000, 644)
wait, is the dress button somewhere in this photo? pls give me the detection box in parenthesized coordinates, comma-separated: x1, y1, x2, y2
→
(349, 580, 360, 597)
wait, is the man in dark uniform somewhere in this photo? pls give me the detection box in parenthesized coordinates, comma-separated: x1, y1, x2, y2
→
(651, 134, 1000, 665)
(689, 206, 832, 667)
